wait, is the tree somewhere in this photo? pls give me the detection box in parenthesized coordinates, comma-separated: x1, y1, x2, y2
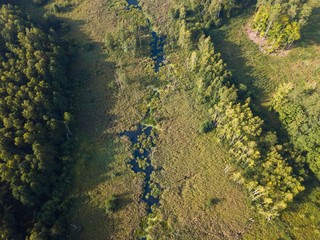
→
(0, 4, 70, 238)
(251, 0, 314, 50)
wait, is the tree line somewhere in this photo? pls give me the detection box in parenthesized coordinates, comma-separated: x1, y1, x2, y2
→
(272, 83, 320, 181)
(252, 0, 314, 51)
(154, 1, 315, 219)
(0, 4, 72, 239)
(178, 34, 304, 219)
(169, 0, 255, 30)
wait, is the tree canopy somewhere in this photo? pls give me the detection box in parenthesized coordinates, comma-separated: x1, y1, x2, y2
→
(252, 0, 313, 50)
(0, 4, 70, 239)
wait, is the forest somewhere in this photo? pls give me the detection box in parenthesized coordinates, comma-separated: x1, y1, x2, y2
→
(0, 0, 319, 239)
(0, 3, 71, 239)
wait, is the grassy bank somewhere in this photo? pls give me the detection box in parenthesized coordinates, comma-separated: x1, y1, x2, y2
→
(17, 0, 148, 238)
(14, 0, 320, 239)
(211, 5, 320, 240)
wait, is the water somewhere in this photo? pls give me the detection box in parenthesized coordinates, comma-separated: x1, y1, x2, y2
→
(122, 0, 165, 214)
(120, 126, 159, 212)
(127, 0, 138, 6)
(127, 0, 141, 9)
(150, 31, 166, 72)
(126, 0, 166, 72)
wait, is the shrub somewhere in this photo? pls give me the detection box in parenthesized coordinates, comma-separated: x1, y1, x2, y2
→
(204, 198, 221, 209)
(199, 119, 215, 133)
(105, 195, 118, 213)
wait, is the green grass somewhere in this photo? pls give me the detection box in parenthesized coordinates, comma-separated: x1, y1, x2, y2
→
(62, 1, 256, 238)
(212, 6, 320, 104)
(210, 5, 320, 240)
(64, 2, 320, 240)
(138, 88, 254, 239)
(16, 0, 149, 239)
(15, 1, 320, 239)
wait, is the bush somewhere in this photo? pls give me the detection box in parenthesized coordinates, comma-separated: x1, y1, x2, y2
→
(50, 2, 73, 13)
(105, 33, 115, 51)
(199, 119, 215, 133)
(204, 198, 221, 209)
(105, 195, 118, 213)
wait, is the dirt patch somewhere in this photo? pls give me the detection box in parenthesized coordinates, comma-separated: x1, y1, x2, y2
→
(245, 24, 290, 57)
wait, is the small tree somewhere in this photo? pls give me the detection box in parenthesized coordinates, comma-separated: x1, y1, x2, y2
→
(199, 119, 215, 133)
(105, 195, 118, 213)
(104, 33, 115, 52)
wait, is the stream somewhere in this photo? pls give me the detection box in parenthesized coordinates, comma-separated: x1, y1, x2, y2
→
(120, 125, 159, 213)
(151, 31, 166, 72)
(120, 0, 166, 213)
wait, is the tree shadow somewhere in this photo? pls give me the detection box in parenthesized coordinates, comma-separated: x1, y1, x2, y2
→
(298, 7, 320, 48)
(114, 192, 134, 211)
(210, 10, 320, 207)
(14, 1, 129, 239)
(69, 194, 115, 240)
(285, 176, 320, 213)
(70, 192, 133, 238)
(210, 26, 289, 140)
(204, 197, 225, 210)
(64, 32, 121, 240)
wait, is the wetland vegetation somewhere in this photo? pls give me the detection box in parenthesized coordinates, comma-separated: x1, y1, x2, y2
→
(0, 0, 320, 239)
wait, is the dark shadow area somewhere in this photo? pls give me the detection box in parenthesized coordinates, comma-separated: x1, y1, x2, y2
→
(69, 194, 114, 239)
(210, 9, 320, 208)
(114, 192, 134, 211)
(204, 197, 224, 209)
(13, 1, 121, 239)
(299, 7, 320, 48)
(211, 25, 289, 140)
(210, 197, 223, 205)
(287, 177, 320, 212)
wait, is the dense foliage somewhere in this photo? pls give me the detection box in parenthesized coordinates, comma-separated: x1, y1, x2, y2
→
(0, 4, 71, 239)
(272, 83, 320, 180)
(104, 1, 156, 89)
(105, 2, 151, 58)
(170, 0, 256, 29)
(161, 5, 308, 219)
(252, 0, 313, 50)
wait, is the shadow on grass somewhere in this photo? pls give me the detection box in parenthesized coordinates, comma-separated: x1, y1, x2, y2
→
(70, 192, 133, 235)
(66, 39, 119, 240)
(205, 197, 224, 209)
(15, 1, 124, 239)
(70, 194, 113, 239)
(210, 10, 320, 208)
(299, 8, 320, 48)
(115, 192, 134, 211)
(210, 24, 289, 140)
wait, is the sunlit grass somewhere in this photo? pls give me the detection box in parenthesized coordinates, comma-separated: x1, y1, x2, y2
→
(15, 0, 320, 239)
(212, 5, 320, 240)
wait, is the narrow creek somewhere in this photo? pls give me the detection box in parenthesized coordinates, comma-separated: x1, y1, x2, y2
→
(120, 126, 159, 213)
(150, 31, 166, 72)
(120, 0, 166, 214)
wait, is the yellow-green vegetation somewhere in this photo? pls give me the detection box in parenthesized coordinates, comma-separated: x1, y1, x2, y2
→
(0, 4, 71, 239)
(145, 90, 254, 238)
(211, 3, 320, 239)
(2, 0, 320, 239)
(251, 0, 314, 52)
